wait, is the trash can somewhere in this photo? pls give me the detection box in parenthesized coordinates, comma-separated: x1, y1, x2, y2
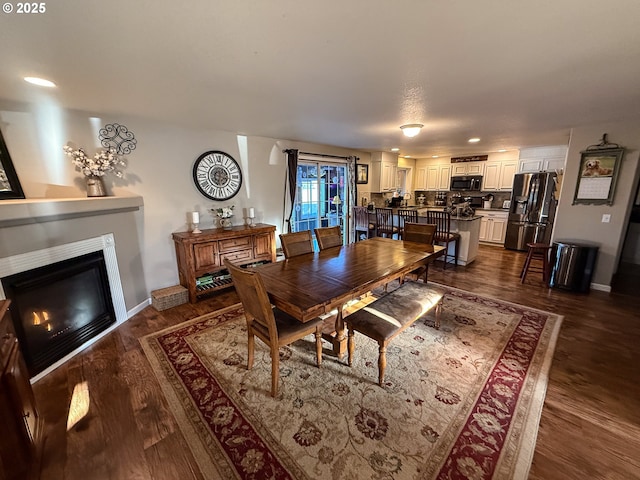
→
(549, 240, 599, 292)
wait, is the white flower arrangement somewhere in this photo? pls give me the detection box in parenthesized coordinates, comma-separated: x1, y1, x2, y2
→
(213, 205, 235, 218)
(63, 144, 127, 178)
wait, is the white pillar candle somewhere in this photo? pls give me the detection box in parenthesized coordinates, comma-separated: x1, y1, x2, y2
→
(249, 207, 255, 218)
(190, 211, 199, 223)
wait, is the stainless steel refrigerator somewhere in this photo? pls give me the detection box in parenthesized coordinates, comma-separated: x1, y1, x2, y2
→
(504, 172, 558, 251)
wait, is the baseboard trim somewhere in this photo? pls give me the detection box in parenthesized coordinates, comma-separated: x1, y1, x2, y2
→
(590, 283, 611, 292)
(128, 298, 151, 318)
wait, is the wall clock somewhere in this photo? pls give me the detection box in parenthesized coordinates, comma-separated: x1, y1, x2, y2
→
(192, 150, 243, 200)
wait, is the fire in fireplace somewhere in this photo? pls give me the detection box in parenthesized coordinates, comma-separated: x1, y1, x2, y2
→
(1, 250, 116, 376)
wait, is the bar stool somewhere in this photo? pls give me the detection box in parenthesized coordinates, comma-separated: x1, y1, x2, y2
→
(520, 243, 552, 284)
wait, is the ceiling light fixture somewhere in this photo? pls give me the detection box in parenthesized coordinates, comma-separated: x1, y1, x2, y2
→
(432, 155, 439, 158)
(400, 124, 423, 138)
(498, 149, 507, 152)
(24, 76, 56, 87)
(391, 147, 400, 152)
(468, 137, 480, 143)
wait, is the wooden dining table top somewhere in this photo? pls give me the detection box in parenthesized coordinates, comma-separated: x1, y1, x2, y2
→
(254, 237, 444, 322)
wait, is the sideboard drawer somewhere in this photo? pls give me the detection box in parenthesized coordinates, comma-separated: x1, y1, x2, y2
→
(220, 249, 253, 264)
(219, 236, 252, 252)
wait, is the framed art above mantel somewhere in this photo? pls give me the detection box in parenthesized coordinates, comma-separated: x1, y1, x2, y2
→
(0, 128, 25, 200)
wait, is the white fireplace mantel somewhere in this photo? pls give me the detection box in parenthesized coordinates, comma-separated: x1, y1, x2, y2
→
(0, 195, 144, 228)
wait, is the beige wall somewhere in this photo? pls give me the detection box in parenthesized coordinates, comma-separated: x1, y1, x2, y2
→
(0, 101, 367, 307)
(553, 122, 640, 287)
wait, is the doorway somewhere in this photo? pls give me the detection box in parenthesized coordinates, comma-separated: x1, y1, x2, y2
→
(612, 178, 640, 295)
(290, 161, 350, 245)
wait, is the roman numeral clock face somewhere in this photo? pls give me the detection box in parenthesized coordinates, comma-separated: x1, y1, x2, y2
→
(192, 151, 243, 201)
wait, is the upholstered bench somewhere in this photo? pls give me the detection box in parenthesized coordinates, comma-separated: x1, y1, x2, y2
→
(345, 281, 446, 386)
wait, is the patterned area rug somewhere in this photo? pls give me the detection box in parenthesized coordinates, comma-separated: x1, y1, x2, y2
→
(140, 284, 562, 480)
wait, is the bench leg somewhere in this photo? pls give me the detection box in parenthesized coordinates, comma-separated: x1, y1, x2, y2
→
(347, 327, 355, 367)
(378, 344, 387, 386)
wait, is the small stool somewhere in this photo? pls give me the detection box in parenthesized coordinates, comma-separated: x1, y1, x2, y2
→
(521, 243, 552, 284)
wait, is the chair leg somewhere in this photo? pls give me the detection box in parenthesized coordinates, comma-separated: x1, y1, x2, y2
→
(315, 329, 323, 367)
(247, 331, 255, 370)
(434, 301, 442, 330)
(347, 327, 355, 366)
(442, 241, 449, 270)
(454, 239, 459, 267)
(378, 343, 387, 386)
(521, 249, 534, 283)
(270, 348, 279, 397)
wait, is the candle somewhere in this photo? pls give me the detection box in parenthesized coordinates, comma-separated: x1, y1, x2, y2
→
(249, 208, 255, 218)
(190, 211, 199, 224)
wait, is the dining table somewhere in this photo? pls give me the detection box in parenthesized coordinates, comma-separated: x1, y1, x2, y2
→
(254, 237, 445, 358)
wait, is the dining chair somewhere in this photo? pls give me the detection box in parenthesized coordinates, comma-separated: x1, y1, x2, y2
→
(426, 211, 460, 269)
(279, 230, 314, 258)
(224, 259, 324, 397)
(314, 226, 343, 250)
(354, 206, 375, 241)
(397, 209, 418, 239)
(375, 207, 398, 239)
(403, 222, 437, 282)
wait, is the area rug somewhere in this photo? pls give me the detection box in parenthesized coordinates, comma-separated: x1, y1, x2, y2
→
(140, 284, 562, 480)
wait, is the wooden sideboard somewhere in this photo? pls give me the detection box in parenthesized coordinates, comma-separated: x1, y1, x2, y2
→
(173, 224, 277, 303)
(0, 300, 43, 480)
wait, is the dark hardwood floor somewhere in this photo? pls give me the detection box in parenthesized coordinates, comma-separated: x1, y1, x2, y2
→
(32, 245, 640, 479)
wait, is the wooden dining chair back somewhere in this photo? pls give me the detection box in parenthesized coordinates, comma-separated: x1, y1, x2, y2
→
(426, 211, 460, 269)
(402, 222, 437, 282)
(224, 259, 324, 397)
(314, 226, 343, 250)
(403, 222, 436, 245)
(279, 230, 314, 258)
(375, 207, 398, 239)
(397, 209, 418, 239)
(354, 206, 375, 241)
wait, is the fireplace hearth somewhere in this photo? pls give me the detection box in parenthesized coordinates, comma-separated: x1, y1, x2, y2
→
(2, 250, 116, 376)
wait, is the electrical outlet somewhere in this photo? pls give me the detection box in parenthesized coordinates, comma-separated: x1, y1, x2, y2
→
(602, 214, 611, 223)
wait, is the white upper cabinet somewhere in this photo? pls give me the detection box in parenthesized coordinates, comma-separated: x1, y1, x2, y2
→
(369, 152, 399, 192)
(483, 160, 518, 191)
(519, 145, 568, 173)
(451, 161, 485, 177)
(415, 159, 451, 191)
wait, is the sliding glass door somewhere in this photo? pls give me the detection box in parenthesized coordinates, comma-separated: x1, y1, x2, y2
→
(291, 161, 349, 244)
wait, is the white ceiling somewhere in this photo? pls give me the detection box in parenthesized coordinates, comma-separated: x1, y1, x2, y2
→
(1, 1, 640, 158)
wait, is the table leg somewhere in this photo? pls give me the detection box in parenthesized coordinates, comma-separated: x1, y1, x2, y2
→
(320, 304, 348, 359)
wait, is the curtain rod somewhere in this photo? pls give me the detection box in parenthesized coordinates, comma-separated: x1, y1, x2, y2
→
(283, 150, 357, 161)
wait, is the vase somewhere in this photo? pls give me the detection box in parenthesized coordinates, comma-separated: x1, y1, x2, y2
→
(86, 176, 106, 197)
(220, 218, 233, 230)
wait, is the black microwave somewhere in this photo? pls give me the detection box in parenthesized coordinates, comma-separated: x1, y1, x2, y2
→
(450, 175, 483, 191)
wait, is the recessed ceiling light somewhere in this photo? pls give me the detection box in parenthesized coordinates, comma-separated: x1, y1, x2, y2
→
(498, 149, 507, 152)
(400, 124, 423, 138)
(24, 76, 56, 87)
(468, 138, 480, 143)
(391, 148, 400, 152)
(432, 155, 439, 158)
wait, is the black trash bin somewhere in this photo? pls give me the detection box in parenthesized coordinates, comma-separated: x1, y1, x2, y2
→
(549, 240, 599, 292)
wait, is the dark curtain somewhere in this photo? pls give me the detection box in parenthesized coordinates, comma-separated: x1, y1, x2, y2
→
(347, 156, 358, 242)
(283, 149, 298, 233)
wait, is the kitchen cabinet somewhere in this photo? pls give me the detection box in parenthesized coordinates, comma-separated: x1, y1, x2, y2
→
(0, 300, 43, 480)
(451, 161, 485, 177)
(477, 210, 508, 244)
(369, 152, 399, 192)
(519, 145, 567, 173)
(173, 224, 276, 303)
(415, 160, 451, 191)
(483, 160, 518, 191)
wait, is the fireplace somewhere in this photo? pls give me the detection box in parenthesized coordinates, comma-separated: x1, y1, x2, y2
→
(0, 233, 128, 381)
(2, 250, 116, 376)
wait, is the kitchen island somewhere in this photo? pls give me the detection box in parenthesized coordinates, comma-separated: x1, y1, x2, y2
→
(368, 207, 482, 265)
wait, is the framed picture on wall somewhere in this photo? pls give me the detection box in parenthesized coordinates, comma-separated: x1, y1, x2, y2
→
(356, 164, 368, 184)
(573, 148, 624, 205)
(0, 128, 25, 200)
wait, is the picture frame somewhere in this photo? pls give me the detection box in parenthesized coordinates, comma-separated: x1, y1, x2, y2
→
(573, 147, 624, 206)
(0, 128, 25, 200)
(356, 164, 368, 184)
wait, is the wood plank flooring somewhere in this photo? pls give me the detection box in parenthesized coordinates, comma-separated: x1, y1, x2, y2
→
(32, 245, 640, 479)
